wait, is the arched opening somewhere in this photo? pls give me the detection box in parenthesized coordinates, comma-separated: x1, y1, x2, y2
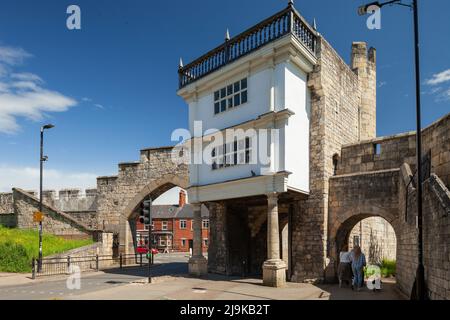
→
(348, 217, 396, 265)
(133, 186, 188, 254)
(119, 174, 189, 256)
(334, 214, 398, 284)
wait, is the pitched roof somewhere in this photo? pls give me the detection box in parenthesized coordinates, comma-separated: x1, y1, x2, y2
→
(149, 204, 209, 219)
(151, 205, 180, 219)
(175, 204, 209, 219)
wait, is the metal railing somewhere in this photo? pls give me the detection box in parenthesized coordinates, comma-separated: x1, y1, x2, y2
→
(32, 253, 152, 278)
(178, 4, 317, 89)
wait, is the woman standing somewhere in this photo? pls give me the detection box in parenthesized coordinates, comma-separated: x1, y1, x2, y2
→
(350, 246, 366, 291)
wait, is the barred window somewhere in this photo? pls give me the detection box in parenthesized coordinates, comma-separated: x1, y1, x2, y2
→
(214, 78, 248, 115)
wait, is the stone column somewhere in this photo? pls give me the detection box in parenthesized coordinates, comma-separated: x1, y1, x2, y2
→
(262, 193, 286, 287)
(188, 203, 208, 276)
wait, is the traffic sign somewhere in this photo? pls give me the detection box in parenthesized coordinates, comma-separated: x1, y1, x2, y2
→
(33, 211, 44, 223)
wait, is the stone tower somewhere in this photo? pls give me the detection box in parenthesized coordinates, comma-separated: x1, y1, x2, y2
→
(351, 42, 377, 140)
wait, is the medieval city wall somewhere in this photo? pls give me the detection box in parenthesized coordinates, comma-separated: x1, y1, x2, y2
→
(0, 192, 15, 227)
(338, 113, 450, 188)
(396, 170, 450, 300)
(12, 188, 95, 239)
(330, 111, 450, 299)
(0, 189, 99, 229)
(95, 146, 188, 254)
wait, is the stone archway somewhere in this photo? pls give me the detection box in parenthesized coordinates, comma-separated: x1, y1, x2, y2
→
(327, 204, 400, 280)
(95, 146, 189, 256)
(120, 174, 189, 255)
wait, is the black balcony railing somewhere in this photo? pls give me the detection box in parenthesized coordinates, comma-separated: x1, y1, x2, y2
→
(178, 4, 317, 89)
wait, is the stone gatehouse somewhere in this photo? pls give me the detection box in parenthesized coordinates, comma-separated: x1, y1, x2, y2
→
(1, 2, 449, 300)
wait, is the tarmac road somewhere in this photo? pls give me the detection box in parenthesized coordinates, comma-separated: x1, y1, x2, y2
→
(0, 253, 189, 300)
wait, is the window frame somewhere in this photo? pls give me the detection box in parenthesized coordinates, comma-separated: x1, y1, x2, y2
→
(211, 136, 253, 171)
(213, 78, 248, 115)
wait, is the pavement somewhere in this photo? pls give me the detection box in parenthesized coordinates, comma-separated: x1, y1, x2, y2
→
(0, 253, 406, 300)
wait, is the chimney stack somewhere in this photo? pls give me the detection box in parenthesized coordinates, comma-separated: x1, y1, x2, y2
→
(179, 189, 186, 207)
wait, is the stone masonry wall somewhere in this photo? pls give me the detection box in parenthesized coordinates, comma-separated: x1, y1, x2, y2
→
(330, 154, 450, 299)
(338, 113, 450, 188)
(13, 188, 94, 239)
(207, 202, 229, 274)
(422, 175, 450, 299)
(42, 232, 115, 272)
(42, 188, 98, 212)
(397, 168, 450, 300)
(327, 169, 400, 277)
(291, 37, 376, 282)
(0, 192, 14, 214)
(95, 146, 188, 254)
(1, 189, 99, 229)
(0, 192, 15, 227)
(349, 217, 397, 263)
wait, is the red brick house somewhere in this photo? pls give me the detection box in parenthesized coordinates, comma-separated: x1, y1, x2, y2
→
(136, 190, 209, 253)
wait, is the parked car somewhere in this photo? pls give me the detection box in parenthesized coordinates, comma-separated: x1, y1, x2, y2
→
(136, 246, 158, 255)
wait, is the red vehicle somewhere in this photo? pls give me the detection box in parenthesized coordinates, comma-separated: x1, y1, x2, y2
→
(136, 246, 158, 255)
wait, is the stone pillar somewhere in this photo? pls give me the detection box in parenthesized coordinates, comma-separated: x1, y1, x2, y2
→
(188, 203, 208, 276)
(262, 193, 286, 287)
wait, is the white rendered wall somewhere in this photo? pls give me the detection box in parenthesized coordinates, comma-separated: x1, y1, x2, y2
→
(283, 62, 310, 193)
(188, 62, 309, 191)
(188, 67, 282, 133)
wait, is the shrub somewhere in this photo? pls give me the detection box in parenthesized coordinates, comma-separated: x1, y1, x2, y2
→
(380, 259, 396, 277)
(364, 259, 396, 278)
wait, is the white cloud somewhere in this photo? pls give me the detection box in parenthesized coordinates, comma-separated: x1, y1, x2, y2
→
(426, 69, 450, 86)
(378, 81, 387, 88)
(0, 164, 98, 193)
(0, 46, 31, 66)
(0, 45, 77, 134)
(436, 88, 450, 102)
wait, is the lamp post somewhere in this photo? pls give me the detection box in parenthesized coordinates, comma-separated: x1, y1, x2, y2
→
(358, 0, 425, 300)
(38, 124, 54, 272)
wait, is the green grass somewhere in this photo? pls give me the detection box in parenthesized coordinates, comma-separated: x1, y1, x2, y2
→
(0, 226, 93, 273)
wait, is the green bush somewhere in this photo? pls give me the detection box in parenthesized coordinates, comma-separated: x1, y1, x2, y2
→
(364, 259, 396, 278)
(0, 226, 93, 273)
(380, 259, 396, 277)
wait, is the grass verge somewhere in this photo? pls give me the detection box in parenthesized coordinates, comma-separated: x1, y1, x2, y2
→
(0, 226, 93, 273)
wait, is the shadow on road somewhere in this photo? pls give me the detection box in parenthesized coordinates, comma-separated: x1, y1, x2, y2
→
(101, 262, 188, 278)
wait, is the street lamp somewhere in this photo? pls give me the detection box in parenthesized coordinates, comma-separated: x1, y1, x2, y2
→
(358, 0, 425, 300)
(38, 123, 55, 272)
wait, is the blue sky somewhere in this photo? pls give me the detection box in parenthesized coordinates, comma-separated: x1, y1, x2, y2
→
(0, 0, 449, 197)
